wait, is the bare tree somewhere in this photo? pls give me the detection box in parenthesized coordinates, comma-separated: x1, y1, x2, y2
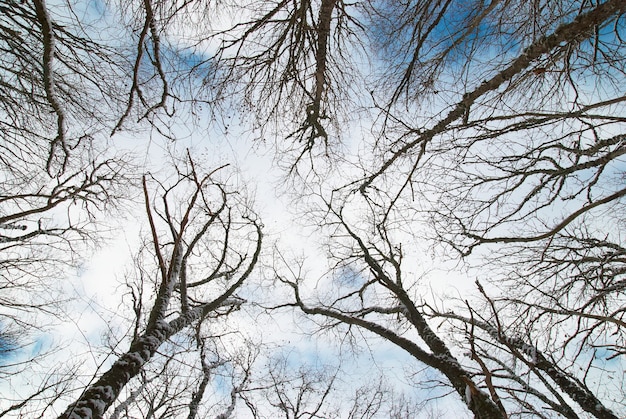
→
(326, 2, 626, 416)
(250, 354, 340, 419)
(206, 0, 367, 165)
(271, 165, 624, 417)
(0, 0, 136, 337)
(2, 0, 625, 417)
(57, 156, 262, 419)
(108, 328, 256, 419)
(346, 377, 422, 419)
(359, 0, 625, 189)
(0, 5, 137, 416)
(236, 349, 420, 419)
(425, 281, 621, 419)
(0, 0, 130, 172)
(273, 193, 510, 418)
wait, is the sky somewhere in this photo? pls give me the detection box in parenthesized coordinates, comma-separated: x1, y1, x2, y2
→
(1, 1, 625, 418)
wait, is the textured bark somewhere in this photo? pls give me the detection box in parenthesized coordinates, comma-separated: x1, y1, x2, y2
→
(58, 299, 245, 419)
(438, 312, 619, 419)
(32, 0, 67, 173)
(58, 320, 172, 419)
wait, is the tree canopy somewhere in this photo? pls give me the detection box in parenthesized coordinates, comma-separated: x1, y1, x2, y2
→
(0, 0, 624, 418)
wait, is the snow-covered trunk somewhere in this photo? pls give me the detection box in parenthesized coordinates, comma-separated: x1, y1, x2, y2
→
(58, 294, 247, 419)
(392, 289, 506, 417)
(58, 320, 172, 419)
(32, 0, 68, 173)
